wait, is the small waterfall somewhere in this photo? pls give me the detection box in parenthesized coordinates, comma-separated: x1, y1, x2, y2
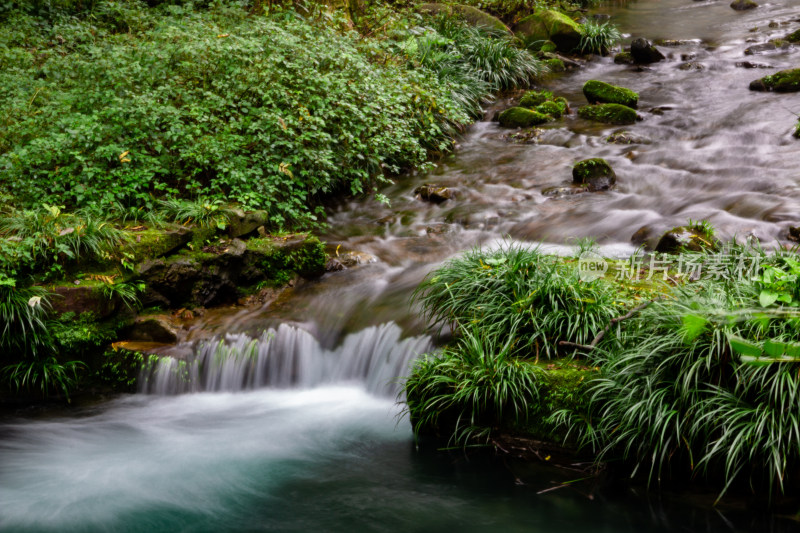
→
(139, 322, 432, 398)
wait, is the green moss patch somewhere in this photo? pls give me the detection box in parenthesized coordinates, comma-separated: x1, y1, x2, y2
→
(749, 68, 800, 92)
(578, 103, 638, 125)
(582, 80, 638, 108)
(498, 107, 550, 128)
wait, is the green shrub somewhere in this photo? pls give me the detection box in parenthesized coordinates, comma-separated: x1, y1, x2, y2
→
(578, 19, 621, 55)
(0, 3, 478, 227)
(562, 249, 800, 500)
(413, 243, 619, 359)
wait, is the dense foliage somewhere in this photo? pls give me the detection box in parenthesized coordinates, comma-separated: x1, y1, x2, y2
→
(0, 0, 541, 228)
(406, 242, 800, 500)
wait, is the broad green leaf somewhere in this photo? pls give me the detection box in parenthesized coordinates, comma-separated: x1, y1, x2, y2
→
(759, 290, 779, 307)
(728, 335, 762, 358)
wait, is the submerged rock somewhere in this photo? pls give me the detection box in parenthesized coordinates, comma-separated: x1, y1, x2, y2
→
(730, 0, 758, 10)
(572, 158, 616, 191)
(655, 225, 719, 254)
(414, 184, 455, 203)
(614, 51, 635, 65)
(582, 80, 639, 108)
(515, 10, 584, 53)
(735, 61, 774, 69)
(630, 38, 665, 64)
(578, 103, 639, 125)
(498, 106, 550, 128)
(749, 68, 800, 92)
(678, 61, 705, 71)
(606, 131, 651, 144)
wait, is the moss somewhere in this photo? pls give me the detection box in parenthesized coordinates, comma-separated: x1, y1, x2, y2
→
(248, 234, 326, 285)
(795, 120, 800, 139)
(578, 103, 638, 125)
(787, 29, 800, 43)
(750, 68, 800, 92)
(613, 51, 634, 64)
(498, 106, 550, 128)
(542, 57, 565, 72)
(582, 80, 638, 109)
(535, 100, 564, 118)
(539, 40, 557, 53)
(515, 9, 584, 52)
(519, 90, 553, 108)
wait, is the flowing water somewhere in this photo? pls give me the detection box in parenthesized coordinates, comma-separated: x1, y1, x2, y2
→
(2, 1, 800, 531)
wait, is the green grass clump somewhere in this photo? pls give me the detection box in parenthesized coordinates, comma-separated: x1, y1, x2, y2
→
(578, 19, 621, 55)
(414, 242, 619, 359)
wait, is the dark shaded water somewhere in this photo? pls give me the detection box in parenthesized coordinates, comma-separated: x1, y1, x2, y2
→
(2, 0, 800, 531)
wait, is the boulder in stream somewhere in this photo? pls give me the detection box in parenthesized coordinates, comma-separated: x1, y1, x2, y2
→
(749, 68, 800, 92)
(519, 90, 554, 108)
(514, 10, 584, 53)
(614, 51, 635, 65)
(630, 38, 665, 64)
(730, 0, 758, 10)
(535, 100, 566, 118)
(498, 106, 550, 128)
(655, 224, 719, 254)
(606, 131, 651, 144)
(126, 316, 179, 344)
(582, 80, 639, 108)
(578, 103, 639, 125)
(572, 158, 616, 191)
(787, 29, 800, 43)
(414, 184, 455, 203)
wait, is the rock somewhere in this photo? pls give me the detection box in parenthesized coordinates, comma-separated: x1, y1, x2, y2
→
(514, 10, 584, 53)
(630, 225, 659, 248)
(125, 226, 193, 262)
(578, 103, 639, 125)
(519, 90, 553, 108)
(787, 29, 800, 43)
(678, 61, 705, 71)
(414, 184, 455, 203)
(630, 38, 665, 64)
(572, 158, 616, 191)
(535, 100, 566, 118)
(418, 3, 510, 33)
(655, 225, 719, 254)
(126, 316, 179, 344)
(649, 106, 673, 115)
(730, 0, 758, 10)
(735, 61, 773, 69)
(498, 106, 550, 128)
(227, 210, 270, 238)
(681, 53, 697, 61)
(606, 131, 651, 144)
(542, 186, 586, 197)
(540, 52, 581, 70)
(538, 40, 558, 53)
(788, 226, 800, 242)
(749, 68, 800, 92)
(655, 39, 691, 47)
(326, 251, 377, 270)
(503, 128, 543, 144)
(614, 51, 635, 64)
(542, 57, 566, 72)
(744, 42, 785, 55)
(582, 80, 639, 108)
(49, 285, 117, 319)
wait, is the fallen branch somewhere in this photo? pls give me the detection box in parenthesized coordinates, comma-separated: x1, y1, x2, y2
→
(559, 298, 663, 352)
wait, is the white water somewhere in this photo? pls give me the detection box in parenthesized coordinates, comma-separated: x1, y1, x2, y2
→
(139, 322, 432, 397)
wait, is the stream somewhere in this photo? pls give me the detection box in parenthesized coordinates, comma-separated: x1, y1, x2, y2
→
(2, 0, 800, 531)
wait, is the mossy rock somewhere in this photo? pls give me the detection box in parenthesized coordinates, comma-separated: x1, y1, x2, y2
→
(730, 0, 758, 10)
(498, 107, 550, 128)
(514, 9, 584, 53)
(519, 90, 554, 108)
(418, 3, 510, 33)
(614, 51, 634, 65)
(542, 57, 566, 72)
(578, 103, 639, 125)
(749, 68, 800, 93)
(582, 80, 639, 109)
(539, 40, 557, 53)
(124, 226, 193, 262)
(656, 225, 719, 254)
(787, 29, 800, 43)
(572, 158, 616, 191)
(535, 100, 565, 118)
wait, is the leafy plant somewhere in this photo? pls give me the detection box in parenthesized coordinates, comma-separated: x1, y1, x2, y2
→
(3, 356, 85, 400)
(578, 19, 621, 55)
(97, 279, 145, 310)
(0, 274, 51, 355)
(404, 325, 545, 445)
